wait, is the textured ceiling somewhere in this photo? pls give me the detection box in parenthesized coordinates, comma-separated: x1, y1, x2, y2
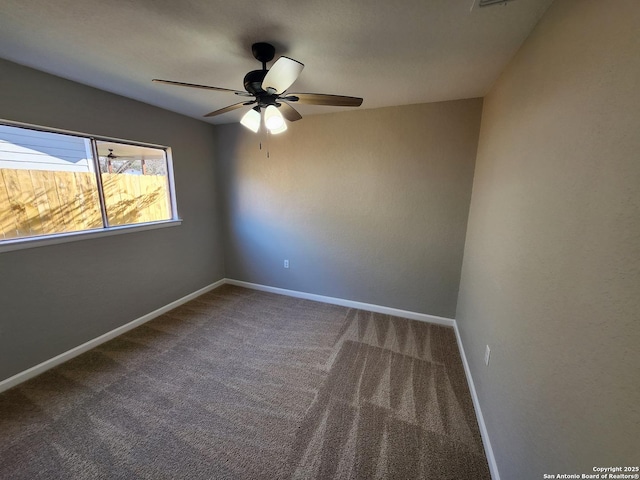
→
(0, 0, 553, 124)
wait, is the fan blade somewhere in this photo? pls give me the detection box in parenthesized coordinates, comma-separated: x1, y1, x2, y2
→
(283, 93, 363, 107)
(203, 101, 255, 118)
(261, 57, 304, 94)
(279, 102, 303, 122)
(152, 79, 249, 95)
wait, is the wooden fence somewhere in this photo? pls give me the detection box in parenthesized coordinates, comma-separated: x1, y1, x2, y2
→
(0, 169, 171, 240)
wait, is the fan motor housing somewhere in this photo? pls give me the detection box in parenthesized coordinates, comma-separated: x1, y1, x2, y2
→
(243, 69, 267, 96)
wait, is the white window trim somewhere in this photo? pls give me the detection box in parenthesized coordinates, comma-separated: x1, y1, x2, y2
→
(0, 219, 182, 253)
(0, 118, 182, 252)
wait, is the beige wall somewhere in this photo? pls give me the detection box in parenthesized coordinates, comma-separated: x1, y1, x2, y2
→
(216, 99, 482, 317)
(456, 1, 640, 478)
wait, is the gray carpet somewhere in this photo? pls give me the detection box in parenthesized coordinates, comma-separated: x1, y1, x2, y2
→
(0, 285, 490, 479)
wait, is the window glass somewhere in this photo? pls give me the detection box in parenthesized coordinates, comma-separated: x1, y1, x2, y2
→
(0, 124, 102, 240)
(0, 122, 176, 244)
(96, 141, 172, 227)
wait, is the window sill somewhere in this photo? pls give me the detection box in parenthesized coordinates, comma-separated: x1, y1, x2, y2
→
(0, 219, 182, 254)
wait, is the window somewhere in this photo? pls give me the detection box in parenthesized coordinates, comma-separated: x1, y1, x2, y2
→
(0, 121, 178, 247)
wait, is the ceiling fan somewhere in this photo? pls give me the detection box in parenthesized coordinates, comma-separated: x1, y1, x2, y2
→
(105, 149, 119, 160)
(152, 42, 363, 134)
(102, 149, 137, 173)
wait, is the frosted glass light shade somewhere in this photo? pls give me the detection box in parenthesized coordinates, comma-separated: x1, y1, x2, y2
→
(264, 105, 286, 132)
(240, 108, 261, 133)
(268, 121, 287, 134)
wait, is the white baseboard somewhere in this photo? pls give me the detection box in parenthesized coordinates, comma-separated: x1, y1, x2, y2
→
(225, 278, 456, 327)
(0, 279, 226, 394)
(453, 323, 500, 480)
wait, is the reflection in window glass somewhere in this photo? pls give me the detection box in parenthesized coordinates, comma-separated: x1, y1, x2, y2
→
(96, 141, 172, 227)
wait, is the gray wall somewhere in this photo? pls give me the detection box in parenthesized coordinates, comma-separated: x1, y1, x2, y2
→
(0, 59, 224, 381)
(216, 100, 482, 317)
(456, 1, 640, 478)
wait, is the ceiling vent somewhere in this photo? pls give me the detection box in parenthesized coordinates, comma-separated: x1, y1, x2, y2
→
(472, 0, 518, 8)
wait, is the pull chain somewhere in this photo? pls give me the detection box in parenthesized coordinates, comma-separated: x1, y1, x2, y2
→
(258, 130, 271, 158)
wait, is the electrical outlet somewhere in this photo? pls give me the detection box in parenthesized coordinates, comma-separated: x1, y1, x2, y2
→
(484, 345, 491, 366)
(284, 259, 289, 269)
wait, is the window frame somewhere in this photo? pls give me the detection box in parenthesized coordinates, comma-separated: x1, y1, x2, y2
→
(0, 119, 182, 254)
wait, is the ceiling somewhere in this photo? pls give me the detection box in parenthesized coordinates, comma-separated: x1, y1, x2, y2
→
(97, 141, 165, 161)
(0, 0, 553, 125)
